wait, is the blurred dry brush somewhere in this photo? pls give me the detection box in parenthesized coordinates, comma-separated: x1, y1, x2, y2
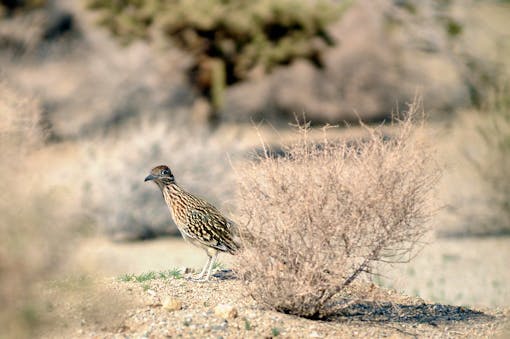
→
(387, 0, 509, 108)
(0, 81, 139, 338)
(0, 82, 89, 337)
(465, 85, 510, 234)
(234, 101, 440, 318)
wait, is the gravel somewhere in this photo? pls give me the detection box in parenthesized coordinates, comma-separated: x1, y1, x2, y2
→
(41, 272, 508, 338)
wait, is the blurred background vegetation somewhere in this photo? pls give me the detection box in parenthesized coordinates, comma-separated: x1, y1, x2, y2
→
(0, 0, 509, 335)
(86, 0, 345, 122)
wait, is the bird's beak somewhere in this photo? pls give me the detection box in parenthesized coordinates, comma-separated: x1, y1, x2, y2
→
(144, 174, 157, 182)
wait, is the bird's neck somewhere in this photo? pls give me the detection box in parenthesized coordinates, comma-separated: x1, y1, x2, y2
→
(162, 182, 185, 198)
(161, 183, 190, 222)
(154, 178, 174, 190)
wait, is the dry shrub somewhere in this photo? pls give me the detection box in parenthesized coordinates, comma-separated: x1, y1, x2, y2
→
(234, 102, 440, 318)
(0, 82, 89, 337)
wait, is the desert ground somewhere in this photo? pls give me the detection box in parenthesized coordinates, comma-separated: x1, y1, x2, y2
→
(41, 236, 510, 338)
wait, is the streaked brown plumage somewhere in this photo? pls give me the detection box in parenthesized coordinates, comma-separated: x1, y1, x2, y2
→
(145, 165, 239, 281)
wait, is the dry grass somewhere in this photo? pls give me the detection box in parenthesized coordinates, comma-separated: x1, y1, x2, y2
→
(234, 101, 440, 318)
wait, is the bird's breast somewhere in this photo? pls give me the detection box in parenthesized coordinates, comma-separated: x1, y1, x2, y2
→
(162, 187, 188, 226)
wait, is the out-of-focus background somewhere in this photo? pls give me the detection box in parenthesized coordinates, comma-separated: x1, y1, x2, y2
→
(1, 0, 509, 336)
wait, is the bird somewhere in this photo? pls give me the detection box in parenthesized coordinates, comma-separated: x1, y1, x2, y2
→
(144, 165, 239, 281)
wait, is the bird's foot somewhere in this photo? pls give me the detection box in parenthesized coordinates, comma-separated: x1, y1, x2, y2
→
(186, 272, 208, 282)
(190, 276, 209, 282)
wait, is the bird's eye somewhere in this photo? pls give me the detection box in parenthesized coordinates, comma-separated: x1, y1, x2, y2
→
(161, 169, 170, 175)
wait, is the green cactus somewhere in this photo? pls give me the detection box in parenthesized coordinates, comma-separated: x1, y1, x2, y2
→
(85, 0, 349, 118)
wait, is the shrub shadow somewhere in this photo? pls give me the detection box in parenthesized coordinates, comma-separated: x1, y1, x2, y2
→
(212, 269, 237, 280)
(328, 301, 494, 325)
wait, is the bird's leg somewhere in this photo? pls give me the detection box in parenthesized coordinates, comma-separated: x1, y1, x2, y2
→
(196, 255, 212, 281)
(204, 252, 219, 281)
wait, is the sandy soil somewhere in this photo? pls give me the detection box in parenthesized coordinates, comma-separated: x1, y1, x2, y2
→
(43, 255, 509, 338)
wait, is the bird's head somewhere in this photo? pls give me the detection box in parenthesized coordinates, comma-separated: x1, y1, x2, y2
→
(144, 165, 175, 186)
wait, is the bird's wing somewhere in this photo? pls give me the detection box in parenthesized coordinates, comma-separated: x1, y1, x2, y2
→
(182, 207, 239, 253)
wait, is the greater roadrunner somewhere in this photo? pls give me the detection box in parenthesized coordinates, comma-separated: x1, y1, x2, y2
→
(145, 165, 239, 281)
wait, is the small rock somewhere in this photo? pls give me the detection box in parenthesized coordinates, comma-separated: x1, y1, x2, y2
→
(162, 297, 183, 312)
(182, 267, 194, 274)
(212, 320, 228, 331)
(214, 303, 238, 319)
